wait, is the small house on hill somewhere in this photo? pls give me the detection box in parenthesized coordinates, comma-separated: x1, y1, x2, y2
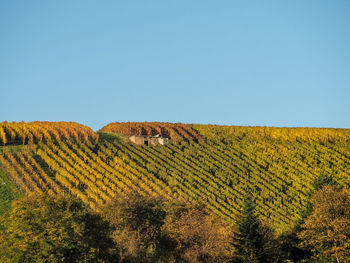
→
(129, 134, 169, 146)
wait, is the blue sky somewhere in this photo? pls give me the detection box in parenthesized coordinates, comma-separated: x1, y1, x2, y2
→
(1, 1, 349, 130)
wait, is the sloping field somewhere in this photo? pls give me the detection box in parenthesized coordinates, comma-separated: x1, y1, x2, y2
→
(0, 167, 20, 215)
(0, 121, 349, 231)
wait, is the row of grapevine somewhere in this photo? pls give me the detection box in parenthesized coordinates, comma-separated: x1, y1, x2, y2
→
(0, 122, 349, 231)
(193, 124, 350, 143)
(0, 121, 97, 145)
(99, 122, 200, 142)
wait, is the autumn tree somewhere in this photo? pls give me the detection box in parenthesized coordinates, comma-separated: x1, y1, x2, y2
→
(298, 185, 350, 263)
(296, 173, 338, 230)
(103, 194, 233, 263)
(0, 193, 116, 263)
(163, 202, 233, 263)
(103, 193, 170, 263)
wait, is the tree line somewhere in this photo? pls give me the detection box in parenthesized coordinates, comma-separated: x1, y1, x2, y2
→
(0, 175, 349, 263)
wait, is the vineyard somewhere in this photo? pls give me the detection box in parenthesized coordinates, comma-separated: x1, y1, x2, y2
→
(0, 121, 349, 232)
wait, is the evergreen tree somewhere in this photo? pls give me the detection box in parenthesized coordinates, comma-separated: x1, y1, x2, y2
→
(231, 194, 268, 263)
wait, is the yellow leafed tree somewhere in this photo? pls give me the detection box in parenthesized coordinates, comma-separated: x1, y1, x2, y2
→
(299, 185, 350, 263)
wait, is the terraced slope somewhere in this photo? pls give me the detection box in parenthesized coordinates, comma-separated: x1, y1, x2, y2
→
(0, 121, 349, 232)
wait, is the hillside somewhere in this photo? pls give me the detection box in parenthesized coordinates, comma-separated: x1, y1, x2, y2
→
(0, 121, 349, 232)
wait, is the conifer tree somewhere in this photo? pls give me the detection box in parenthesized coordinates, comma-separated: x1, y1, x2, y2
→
(231, 194, 267, 263)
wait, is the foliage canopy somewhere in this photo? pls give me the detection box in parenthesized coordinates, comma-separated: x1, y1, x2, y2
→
(0, 193, 115, 263)
(299, 186, 350, 263)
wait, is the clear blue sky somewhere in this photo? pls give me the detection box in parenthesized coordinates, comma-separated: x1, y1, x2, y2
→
(1, 1, 349, 130)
